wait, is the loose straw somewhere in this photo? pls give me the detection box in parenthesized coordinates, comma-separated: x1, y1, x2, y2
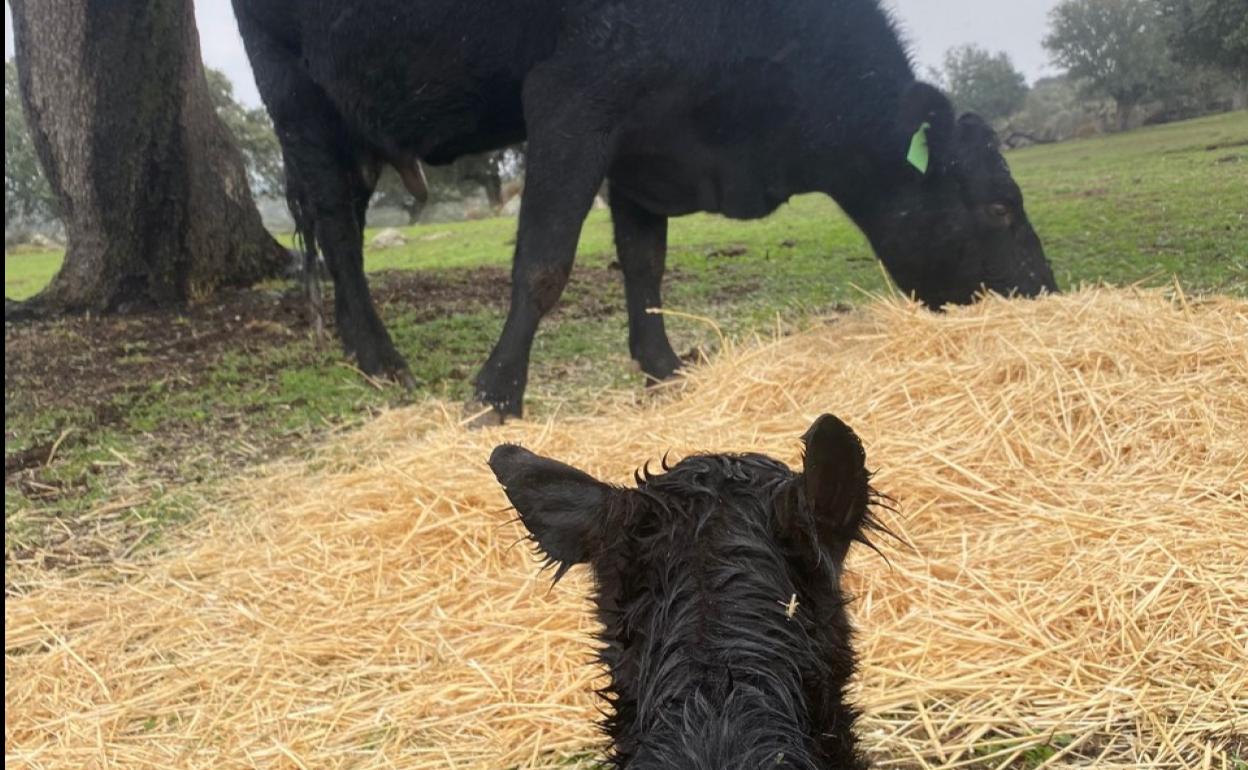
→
(6, 287, 1247, 769)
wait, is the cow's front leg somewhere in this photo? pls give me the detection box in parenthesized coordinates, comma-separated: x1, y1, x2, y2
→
(470, 74, 613, 423)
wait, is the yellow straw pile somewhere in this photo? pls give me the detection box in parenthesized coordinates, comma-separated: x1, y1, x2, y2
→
(6, 287, 1247, 769)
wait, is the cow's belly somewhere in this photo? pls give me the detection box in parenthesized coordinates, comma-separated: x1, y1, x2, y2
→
(608, 80, 803, 221)
(318, 71, 528, 163)
(298, 4, 546, 162)
(610, 142, 793, 221)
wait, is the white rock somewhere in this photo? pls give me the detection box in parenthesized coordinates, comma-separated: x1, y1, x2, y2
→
(370, 227, 407, 249)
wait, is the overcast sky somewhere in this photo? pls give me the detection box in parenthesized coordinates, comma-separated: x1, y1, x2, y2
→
(7, 0, 1060, 107)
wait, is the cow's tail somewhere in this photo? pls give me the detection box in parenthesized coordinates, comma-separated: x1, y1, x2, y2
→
(286, 164, 326, 341)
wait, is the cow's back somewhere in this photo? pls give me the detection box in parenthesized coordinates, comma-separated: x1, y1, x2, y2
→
(235, 0, 563, 161)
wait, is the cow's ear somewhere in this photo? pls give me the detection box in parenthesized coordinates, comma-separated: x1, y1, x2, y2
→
(489, 444, 611, 582)
(953, 112, 1005, 167)
(800, 415, 871, 562)
(898, 82, 956, 175)
(956, 112, 1001, 149)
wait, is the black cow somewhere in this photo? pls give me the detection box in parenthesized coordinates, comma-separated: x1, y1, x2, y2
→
(233, 0, 1058, 421)
(489, 414, 884, 768)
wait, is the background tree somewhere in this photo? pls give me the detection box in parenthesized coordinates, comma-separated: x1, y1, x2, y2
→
(5, 60, 57, 232)
(1159, 0, 1248, 75)
(456, 152, 505, 209)
(373, 150, 517, 225)
(1158, 0, 1248, 107)
(6, 63, 288, 235)
(1001, 75, 1096, 145)
(205, 68, 285, 199)
(1147, 60, 1243, 119)
(8, 0, 285, 317)
(941, 45, 1030, 123)
(1044, 0, 1176, 130)
(372, 167, 428, 225)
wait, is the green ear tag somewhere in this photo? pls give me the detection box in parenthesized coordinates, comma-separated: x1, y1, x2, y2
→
(907, 122, 931, 174)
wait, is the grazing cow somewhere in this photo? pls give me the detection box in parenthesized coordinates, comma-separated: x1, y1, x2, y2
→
(233, 0, 1058, 421)
(489, 414, 884, 768)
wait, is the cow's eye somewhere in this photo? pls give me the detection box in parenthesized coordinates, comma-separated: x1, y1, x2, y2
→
(988, 203, 1010, 219)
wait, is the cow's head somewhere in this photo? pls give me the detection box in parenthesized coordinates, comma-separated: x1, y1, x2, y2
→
(864, 83, 1057, 310)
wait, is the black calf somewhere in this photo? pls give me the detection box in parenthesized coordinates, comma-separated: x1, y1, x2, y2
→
(489, 415, 884, 769)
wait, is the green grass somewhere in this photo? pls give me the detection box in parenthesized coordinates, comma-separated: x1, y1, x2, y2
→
(5, 112, 1247, 563)
(1010, 112, 1248, 294)
(4, 248, 64, 301)
(970, 734, 1077, 769)
(8, 112, 1246, 303)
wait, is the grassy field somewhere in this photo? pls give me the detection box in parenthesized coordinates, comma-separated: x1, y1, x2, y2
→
(4, 245, 64, 301)
(4, 111, 1246, 567)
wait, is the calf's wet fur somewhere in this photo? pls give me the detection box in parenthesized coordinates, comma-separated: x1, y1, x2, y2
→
(489, 414, 886, 769)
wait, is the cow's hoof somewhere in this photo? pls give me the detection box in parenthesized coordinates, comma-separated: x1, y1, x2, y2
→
(463, 400, 507, 429)
(394, 368, 419, 392)
(352, 341, 414, 390)
(643, 366, 683, 386)
(633, 347, 688, 388)
(639, 363, 686, 390)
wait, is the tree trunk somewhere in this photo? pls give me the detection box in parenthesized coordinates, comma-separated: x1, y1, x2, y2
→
(1115, 99, 1136, 132)
(402, 197, 424, 226)
(8, 0, 284, 317)
(482, 173, 503, 211)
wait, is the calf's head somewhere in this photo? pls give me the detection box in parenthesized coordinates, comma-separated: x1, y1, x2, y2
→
(864, 83, 1058, 310)
(489, 415, 881, 769)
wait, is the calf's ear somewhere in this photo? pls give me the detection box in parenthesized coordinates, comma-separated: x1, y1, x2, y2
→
(801, 415, 871, 558)
(489, 444, 611, 582)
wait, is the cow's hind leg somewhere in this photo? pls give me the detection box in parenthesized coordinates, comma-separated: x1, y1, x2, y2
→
(610, 186, 682, 384)
(296, 142, 405, 382)
(470, 70, 612, 421)
(244, 24, 410, 385)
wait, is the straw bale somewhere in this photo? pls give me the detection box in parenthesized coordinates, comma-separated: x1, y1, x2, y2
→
(6, 287, 1247, 769)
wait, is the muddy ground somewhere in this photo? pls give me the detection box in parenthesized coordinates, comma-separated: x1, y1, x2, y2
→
(4, 264, 724, 577)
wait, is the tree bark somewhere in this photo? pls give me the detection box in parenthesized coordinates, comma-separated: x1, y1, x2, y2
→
(1115, 99, 1136, 132)
(402, 199, 424, 226)
(1233, 83, 1248, 112)
(482, 173, 503, 211)
(8, 0, 284, 317)
(1002, 129, 1058, 149)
